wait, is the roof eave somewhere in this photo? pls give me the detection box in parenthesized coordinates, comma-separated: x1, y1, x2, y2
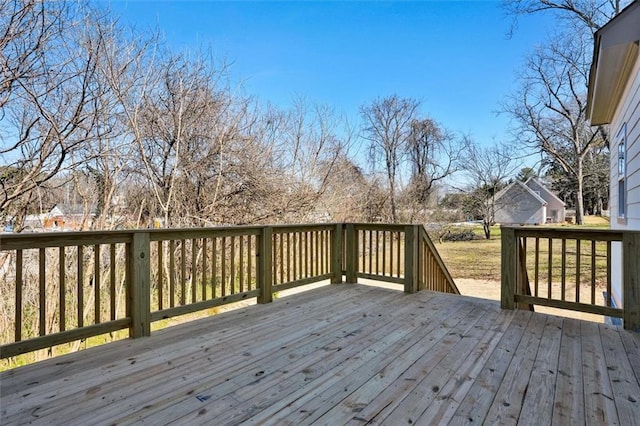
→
(587, 1, 640, 125)
(588, 41, 639, 125)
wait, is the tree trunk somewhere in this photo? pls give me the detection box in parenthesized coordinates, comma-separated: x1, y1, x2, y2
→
(388, 173, 398, 223)
(483, 220, 491, 240)
(575, 161, 585, 225)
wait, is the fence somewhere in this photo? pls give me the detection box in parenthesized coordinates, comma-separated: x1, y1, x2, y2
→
(0, 223, 458, 359)
(501, 226, 640, 331)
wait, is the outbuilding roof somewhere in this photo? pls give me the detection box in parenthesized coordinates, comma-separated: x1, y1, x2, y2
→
(494, 180, 548, 206)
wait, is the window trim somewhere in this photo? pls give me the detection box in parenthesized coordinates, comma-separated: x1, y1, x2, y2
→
(616, 123, 627, 223)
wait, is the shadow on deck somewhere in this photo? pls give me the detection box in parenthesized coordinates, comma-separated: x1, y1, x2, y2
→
(2, 283, 639, 425)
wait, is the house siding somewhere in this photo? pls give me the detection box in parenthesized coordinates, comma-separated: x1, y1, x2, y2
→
(494, 185, 546, 225)
(611, 56, 640, 228)
(609, 54, 640, 306)
(525, 179, 565, 222)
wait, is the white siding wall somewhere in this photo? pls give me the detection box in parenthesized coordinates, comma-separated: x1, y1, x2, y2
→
(526, 179, 565, 222)
(494, 185, 546, 225)
(609, 56, 640, 306)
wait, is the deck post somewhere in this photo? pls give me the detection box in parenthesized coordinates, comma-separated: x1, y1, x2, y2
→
(258, 226, 273, 304)
(623, 232, 640, 331)
(129, 232, 151, 338)
(501, 227, 516, 310)
(331, 224, 343, 284)
(345, 224, 357, 283)
(404, 225, 419, 294)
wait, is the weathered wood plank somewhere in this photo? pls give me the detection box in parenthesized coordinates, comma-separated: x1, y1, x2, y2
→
(2, 285, 638, 426)
(511, 227, 623, 241)
(77, 245, 84, 328)
(129, 232, 150, 338)
(449, 309, 532, 424)
(353, 223, 406, 232)
(411, 309, 516, 424)
(483, 312, 548, 424)
(515, 294, 622, 317)
(242, 294, 473, 425)
(313, 301, 499, 424)
(551, 318, 585, 425)
(331, 224, 342, 284)
(257, 227, 272, 304)
(0, 284, 361, 397)
(598, 323, 640, 424)
(372, 303, 508, 425)
(165, 293, 442, 425)
(623, 232, 640, 331)
(2, 286, 390, 421)
(94, 244, 101, 324)
(271, 273, 333, 292)
(519, 315, 563, 425)
(581, 320, 619, 426)
(180, 239, 187, 303)
(0, 231, 133, 250)
(15, 249, 23, 342)
(72, 289, 411, 425)
(345, 224, 357, 283)
(620, 329, 640, 385)
(501, 227, 516, 309)
(150, 290, 260, 322)
(0, 318, 131, 360)
(61, 246, 67, 329)
(356, 272, 404, 285)
(403, 225, 418, 294)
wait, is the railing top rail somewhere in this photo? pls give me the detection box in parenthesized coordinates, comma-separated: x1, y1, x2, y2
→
(0, 231, 135, 250)
(271, 224, 337, 232)
(0, 222, 449, 253)
(353, 223, 407, 231)
(0, 224, 338, 249)
(502, 226, 627, 241)
(147, 227, 263, 241)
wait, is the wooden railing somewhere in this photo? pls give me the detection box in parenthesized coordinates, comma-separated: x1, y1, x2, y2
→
(418, 226, 459, 294)
(344, 224, 459, 294)
(0, 223, 456, 359)
(501, 226, 640, 331)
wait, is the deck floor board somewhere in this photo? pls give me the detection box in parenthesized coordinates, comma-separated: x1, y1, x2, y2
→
(1, 284, 639, 425)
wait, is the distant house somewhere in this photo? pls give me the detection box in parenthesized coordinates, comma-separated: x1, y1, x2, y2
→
(525, 178, 567, 222)
(22, 214, 45, 231)
(493, 178, 566, 225)
(586, 1, 640, 310)
(44, 204, 97, 231)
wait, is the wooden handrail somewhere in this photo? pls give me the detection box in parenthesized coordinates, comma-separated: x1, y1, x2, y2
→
(418, 225, 460, 295)
(343, 224, 459, 295)
(1, 222, 463, 360)
(500, 226, 640, 331)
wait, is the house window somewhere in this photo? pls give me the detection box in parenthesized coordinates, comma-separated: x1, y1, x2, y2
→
(617, 124, 627, 218)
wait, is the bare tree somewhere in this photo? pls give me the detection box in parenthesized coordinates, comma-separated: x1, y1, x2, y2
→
(360, 95, 420, 223)
(132, 52, 230, 226)
(503, 34, 606, 224)
(460, 140, 521, 239)
(0, 3, 120, 224)
(502, 0, 632, 225)
(271, 97, 355, 222)
(405, 117, 463, 211)
(0, 0, 65, 110)
(503, 0, 630, 33)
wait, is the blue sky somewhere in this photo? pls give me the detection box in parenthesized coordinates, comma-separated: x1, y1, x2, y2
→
(108, 1, 554, 149)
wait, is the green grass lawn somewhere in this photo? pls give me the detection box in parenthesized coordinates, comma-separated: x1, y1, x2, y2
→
(433, 216, 610, 282)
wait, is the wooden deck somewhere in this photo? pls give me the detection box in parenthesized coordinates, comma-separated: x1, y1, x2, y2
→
(1, 284, 639, 425)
